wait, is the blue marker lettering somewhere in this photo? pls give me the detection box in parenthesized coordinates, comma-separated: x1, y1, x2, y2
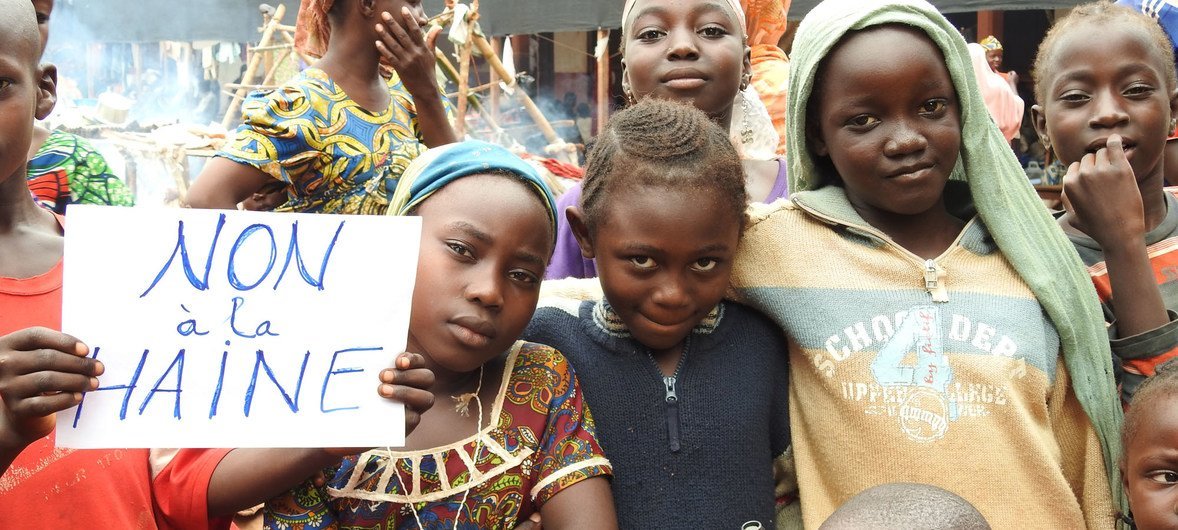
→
(227, 224, 277, 291)
(138, 349, 185, 419)
(209, 343, 229, 419)
(175, 304, 209, 336)
(141, 214, 227, 297)
(320, 347, 381, 413)
(72, 347, 149, 427)
(243, 349, 310, 416)
(273, 220, 345, 291)
(229, 297, 279, 339)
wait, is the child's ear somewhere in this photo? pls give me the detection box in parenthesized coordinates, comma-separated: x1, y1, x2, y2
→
(1168, 88, 1178, 127)
(35, 63, 57, 121)
(566, 206, 596, 260)
(806, 120, 828, 158)
(358, 0, 377, 18)
(1030, 104, 1050, 152)
(741, 45, 752, 90)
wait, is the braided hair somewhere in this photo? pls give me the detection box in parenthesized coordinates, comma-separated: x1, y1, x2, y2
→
(579, 98, 747, 234)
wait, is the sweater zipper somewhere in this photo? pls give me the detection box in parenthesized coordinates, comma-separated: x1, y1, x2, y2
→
(793, 201, 969, 304)
(647, 336, 690, 453)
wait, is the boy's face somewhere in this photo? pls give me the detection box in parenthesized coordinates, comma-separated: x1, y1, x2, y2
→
(406, 174, 552, 375)
(0, 3, 56, 184)
(572, 184, 740, 356)
(810, 25, 961, 223)
(1123, 394, 1178, 530)
(621, 0, 750, 126)
(1032, 21, 1178, 186)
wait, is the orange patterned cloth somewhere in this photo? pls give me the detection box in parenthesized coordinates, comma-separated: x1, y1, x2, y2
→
(742, 0, 791, 155)
(294, 0, 335, 58)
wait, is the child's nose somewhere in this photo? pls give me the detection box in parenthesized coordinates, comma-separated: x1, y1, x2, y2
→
(666, 29, 700, 60)
(651, 274, 691, 309)
(883, 121, 929, 157)
(1088, 93, 1130, 129)
(463, 272, 504, 309)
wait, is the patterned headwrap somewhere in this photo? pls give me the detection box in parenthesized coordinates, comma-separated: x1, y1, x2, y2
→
(978, 35, 1003, 51)
(622, 0, 747, 37)
(295, 0, 335, 59)
(743, 0, 790, 47)
(387, 141, 558, 239)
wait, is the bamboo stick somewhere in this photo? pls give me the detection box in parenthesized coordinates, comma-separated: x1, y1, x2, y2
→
(456, 38, 473, 137)
(222, 3, 286, 129)
(596, 29, 610, 136)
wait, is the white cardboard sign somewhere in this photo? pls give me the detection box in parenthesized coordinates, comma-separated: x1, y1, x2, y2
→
(57, 206, 420, 448)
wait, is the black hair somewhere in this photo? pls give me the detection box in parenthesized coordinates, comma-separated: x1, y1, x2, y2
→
(579, 98, 747, 234)
(1033, 2, 1177, 105)
(1122, 360, 1178, 465)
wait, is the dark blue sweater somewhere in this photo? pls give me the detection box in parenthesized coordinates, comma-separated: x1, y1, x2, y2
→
(524, 300, 789, 529)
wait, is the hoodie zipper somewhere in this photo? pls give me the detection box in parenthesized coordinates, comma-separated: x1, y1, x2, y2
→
(793, 200, 970, 304)
(646, 336, 690, 453)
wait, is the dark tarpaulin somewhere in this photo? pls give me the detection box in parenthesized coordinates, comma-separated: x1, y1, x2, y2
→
(60, 0, 1083, 42)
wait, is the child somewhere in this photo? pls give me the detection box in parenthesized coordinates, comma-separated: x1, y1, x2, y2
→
(0, 6, 436, 526)
(186, 0, 455, 214)
(263, 141, 617, 529)
(545, 0, 788, 280)
(25, 0, 134, 213)
(524, 99, 790, 528)
(819, 483, 990, 530)
(1120, 362, 1178, 529)
(727, 0, 1124, 526)
(1030, 3, 1178, 407)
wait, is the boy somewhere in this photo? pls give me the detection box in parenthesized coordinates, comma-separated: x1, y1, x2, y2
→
(0, 6, 434, 527)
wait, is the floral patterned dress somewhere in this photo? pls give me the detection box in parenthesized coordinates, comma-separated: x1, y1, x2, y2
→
(264, 341, 612, 530)
(27, 129, 135, 213)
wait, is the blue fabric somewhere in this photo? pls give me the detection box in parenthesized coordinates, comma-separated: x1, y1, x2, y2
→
(388, 140, 558, 235)
(1118, 0, 1178, 71)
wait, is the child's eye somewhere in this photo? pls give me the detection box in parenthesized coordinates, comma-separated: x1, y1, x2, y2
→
(1059, 90, 1090, 104)
(845, 115, 879, 128)
(636, 28, 664, 41)
(1125, 84, 1157, 98)
(699, 26, 728, 38)
(509, 269, 539, 286)
(36, 13, 49, 24)
(446, 241, 474, 259)
(690, 258, 719, 272)
(1148, 471, 1178, 485)
(920, 99, 949, 115)
(630, 256, 656, 269)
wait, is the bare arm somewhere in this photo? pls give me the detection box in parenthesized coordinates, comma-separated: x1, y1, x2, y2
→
(186, 157, 277, 210)
(537, 477, 618, 530)
(208, 353, 434, 516)
(376, 8, 458, 147)
(1060, 134, 1169, 338)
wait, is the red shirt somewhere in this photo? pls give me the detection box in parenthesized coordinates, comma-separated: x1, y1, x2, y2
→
(0, 221, 230, 530)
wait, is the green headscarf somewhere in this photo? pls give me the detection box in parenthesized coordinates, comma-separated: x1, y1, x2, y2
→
(786, 0, 1126, 517)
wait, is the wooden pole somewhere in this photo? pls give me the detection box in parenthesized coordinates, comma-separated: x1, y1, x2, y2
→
(490, 37, 501, 125)
(595, 29, 610, 136)
(472, 34, 574, 164)
(221, 3, 286, 129)
(434, 49, 503, 132)
(456, 38, 473, 137)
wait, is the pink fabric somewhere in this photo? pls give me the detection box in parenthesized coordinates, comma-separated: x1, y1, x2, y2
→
(968, 42, 1024, 143)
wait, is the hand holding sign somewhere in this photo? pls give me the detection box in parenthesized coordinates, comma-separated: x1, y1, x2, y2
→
(0, 328, 100, 461)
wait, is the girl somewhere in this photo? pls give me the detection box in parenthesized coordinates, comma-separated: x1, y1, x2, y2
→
(1120, 362, 1178, 530)
(525, 100, 790, 528)
(728, 0, 1124, 526)
(263, 141, 617, 529)
(545, 0, 788, 280)
(186, 0, 455, 214)
(967, 42, 1023, 144)
(1030, 3, 1178, 407)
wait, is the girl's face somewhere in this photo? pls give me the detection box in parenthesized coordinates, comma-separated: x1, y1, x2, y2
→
(1032, 21, 1178, 186)
(622, 0, 750, 126)
(810, 26, 961, 223)
(407, 174, 553, 374)
(574, 184, 740, 356)
(1123, 394, 1178, 530)
(985, 48, 1002, 72)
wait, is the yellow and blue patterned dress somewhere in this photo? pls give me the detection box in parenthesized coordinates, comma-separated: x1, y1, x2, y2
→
(219, 68, 452, 214)
(263, 341, 612, 530)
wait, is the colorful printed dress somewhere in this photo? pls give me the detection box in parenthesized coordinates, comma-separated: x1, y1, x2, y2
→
(264, 341, 612, 530)
(219, 68, 452, 214)
(27, 129, 135, 213)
